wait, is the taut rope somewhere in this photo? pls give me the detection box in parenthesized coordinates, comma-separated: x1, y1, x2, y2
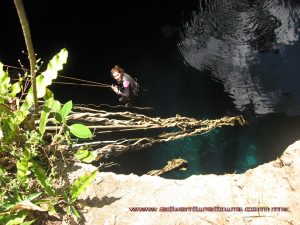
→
(3, 64, 111, 88)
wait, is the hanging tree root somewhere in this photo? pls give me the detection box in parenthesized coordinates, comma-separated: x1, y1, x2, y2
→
(146, 158, 188, 176)
(42, 104, 247, 160)
(62, 105, 247, 159)
(93, 115, 246, 159)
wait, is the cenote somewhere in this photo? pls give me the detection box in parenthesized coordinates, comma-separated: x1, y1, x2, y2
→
(2, 0, 300, 179)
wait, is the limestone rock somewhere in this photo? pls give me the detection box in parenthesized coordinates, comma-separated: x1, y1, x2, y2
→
(67, 140, 300, 225)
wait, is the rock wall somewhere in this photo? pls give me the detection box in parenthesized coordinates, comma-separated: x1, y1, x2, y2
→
(67, 141, 300, 225)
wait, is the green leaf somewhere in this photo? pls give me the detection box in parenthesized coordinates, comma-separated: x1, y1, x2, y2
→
(25, 193, 42, 201)
(60, 100, 72, 123)
(0, 167, 7, 177)
(17, 159, 30, 189)
(51, 100, 61, 113)
(10, 82, 21, 97)
(31, 163, 55, 197)
(14, 188, 22, 203)
(70, 205, 81, 219)
(48, 207, 58, 216)
(55, 113, 62, 123)
(43, 88, 54, 100)
(35, 76, 46, 98)
(74, 149, 97, 163)
(1, 120, 18, 141)
(20, 48, 68, 112)
(0, 63, 11, 98)
(0, 211, 27, 225)
(63, 191, 69, 202)
(69, 170, 97, 203)
(39, 98, 55, 135)
(14, 110, 27, 125)
(69, 124, 92, 139)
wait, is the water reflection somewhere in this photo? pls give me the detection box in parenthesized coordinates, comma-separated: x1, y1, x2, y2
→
(178, 0, 300, 115)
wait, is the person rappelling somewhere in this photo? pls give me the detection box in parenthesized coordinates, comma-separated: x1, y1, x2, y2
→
(110, 65, 139, 107)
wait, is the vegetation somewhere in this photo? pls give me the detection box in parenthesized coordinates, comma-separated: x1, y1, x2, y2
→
(0, 49, 97, 224)
(1, 1, 97, 223)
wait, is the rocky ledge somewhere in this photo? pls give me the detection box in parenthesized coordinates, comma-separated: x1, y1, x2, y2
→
(66, 140, 300, 225)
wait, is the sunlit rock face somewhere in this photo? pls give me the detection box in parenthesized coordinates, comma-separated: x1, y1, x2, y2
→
(178, 0, 300, 115)
(65, 140, 300, 225)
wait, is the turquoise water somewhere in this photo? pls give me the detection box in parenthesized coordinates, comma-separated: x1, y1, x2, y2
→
(104, 112, 300, 179)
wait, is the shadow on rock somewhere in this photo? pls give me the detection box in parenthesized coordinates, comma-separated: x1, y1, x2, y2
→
(79, 196, 121, 208)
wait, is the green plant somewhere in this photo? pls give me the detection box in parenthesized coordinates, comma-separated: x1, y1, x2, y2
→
(51, 100, 93, 145)
(63, 170, 97, 219)
(0, 1, 97, 223)
(0, 49, 97, 224)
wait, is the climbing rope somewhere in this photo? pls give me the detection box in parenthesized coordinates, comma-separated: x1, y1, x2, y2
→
(3, 64, 111, 88)
(55, 75, 111, 88)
